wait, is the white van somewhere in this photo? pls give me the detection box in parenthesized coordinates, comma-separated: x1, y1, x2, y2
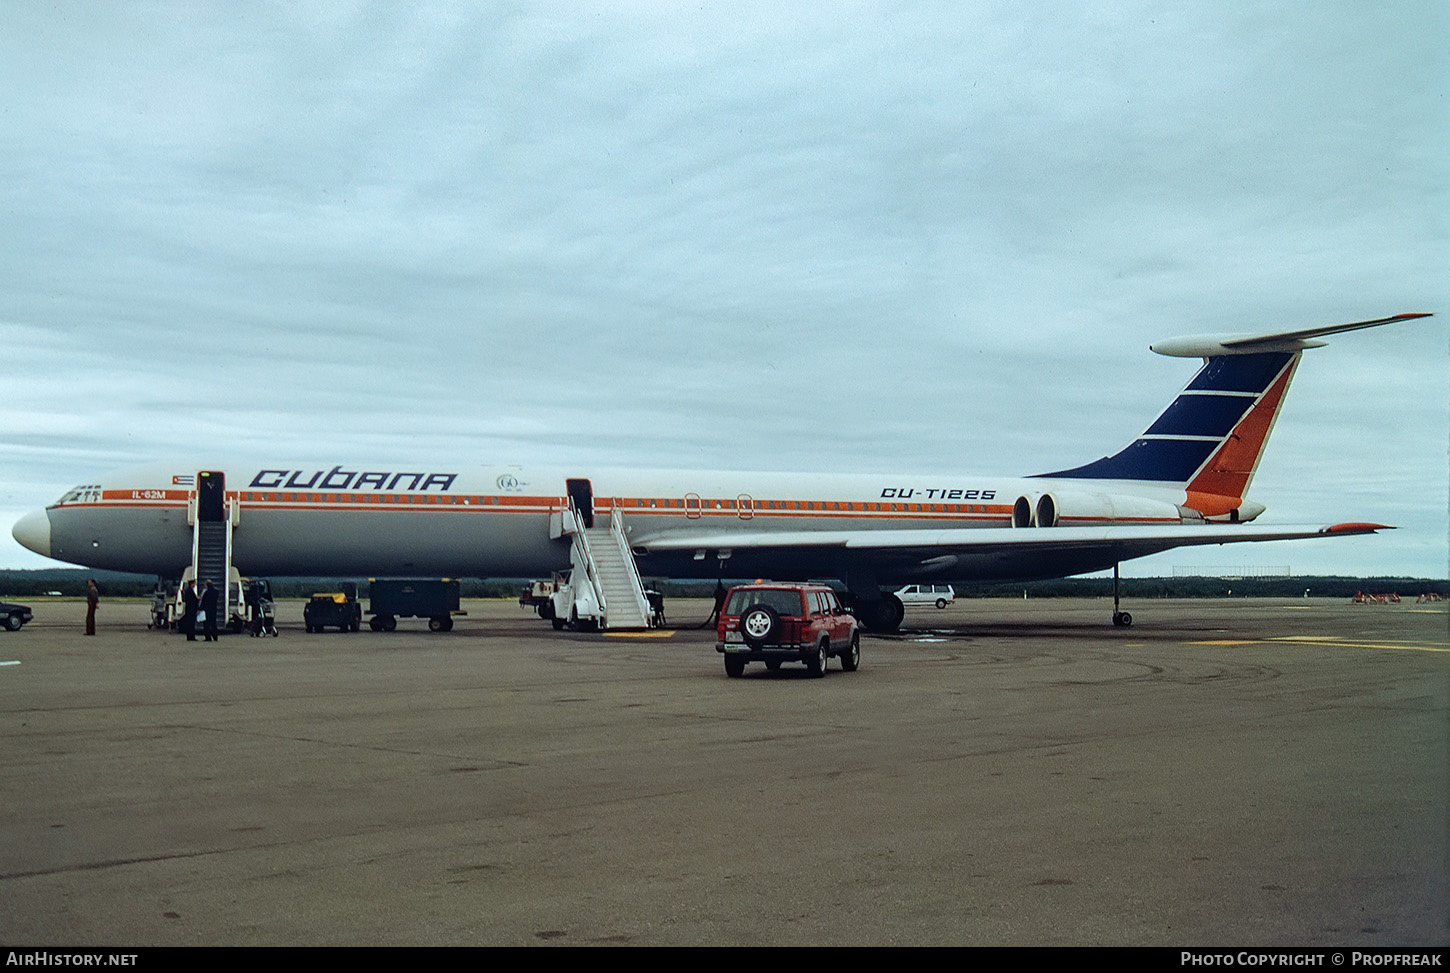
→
(893, 584, 956, 609)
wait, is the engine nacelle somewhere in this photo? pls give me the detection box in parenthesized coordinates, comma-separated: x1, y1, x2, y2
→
(1030, 491, 1190, 527)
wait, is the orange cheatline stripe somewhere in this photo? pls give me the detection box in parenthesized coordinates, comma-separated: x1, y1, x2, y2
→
(101, 489, 191, 501)
(71, 490, 1028, 521)
(62, 497, 1020, 525)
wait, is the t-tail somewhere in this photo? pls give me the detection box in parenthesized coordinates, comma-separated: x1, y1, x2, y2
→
(1033, 313, 1433, 523)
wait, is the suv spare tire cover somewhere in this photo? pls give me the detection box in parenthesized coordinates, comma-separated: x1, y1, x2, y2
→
(740, 604, 780, 646)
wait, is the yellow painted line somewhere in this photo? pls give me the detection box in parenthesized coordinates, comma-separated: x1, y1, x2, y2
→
(1268, 636, 1449, 653)
(603, 630, 677, 639)
(1272, 635, 1418, 643)
(1191, 636, 1448, 654)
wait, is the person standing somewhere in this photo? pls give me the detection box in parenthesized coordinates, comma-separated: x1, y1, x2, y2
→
(181, 580, 199, 641)
(200, 580, 219, 642)
(84, 579, 100, 635)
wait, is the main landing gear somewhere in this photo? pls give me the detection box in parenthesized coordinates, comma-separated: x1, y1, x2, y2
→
(1111, 562, 1133, 627)
(852, 592, 904, 633)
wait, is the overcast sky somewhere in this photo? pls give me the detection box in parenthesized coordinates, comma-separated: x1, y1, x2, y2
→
(2, 2, 1446, 578)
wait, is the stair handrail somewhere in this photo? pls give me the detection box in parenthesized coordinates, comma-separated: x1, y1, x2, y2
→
(565, 495, 607, 620)
(609, 501, 653, 626)
(189, 489, 202, 583)
(222, 495, 238, 622)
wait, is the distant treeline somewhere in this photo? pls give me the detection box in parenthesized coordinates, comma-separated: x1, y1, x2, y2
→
(1, 569, 1444, 601)
(950, 576, 1446, 599)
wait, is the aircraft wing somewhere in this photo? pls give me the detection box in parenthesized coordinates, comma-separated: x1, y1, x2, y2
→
(632, 522, 1390, 579)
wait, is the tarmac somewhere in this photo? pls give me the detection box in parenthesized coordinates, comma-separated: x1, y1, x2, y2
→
(1, 596, 1446, 947)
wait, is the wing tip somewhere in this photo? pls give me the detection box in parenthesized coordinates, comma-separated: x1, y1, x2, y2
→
(1321, 522, 1395, 535)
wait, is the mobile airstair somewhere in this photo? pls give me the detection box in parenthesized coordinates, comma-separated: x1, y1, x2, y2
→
(556, 497, 654, 631)
(184, 470, 240, 628)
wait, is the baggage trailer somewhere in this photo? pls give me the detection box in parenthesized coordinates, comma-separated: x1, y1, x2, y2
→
(367, 578, 466, 632)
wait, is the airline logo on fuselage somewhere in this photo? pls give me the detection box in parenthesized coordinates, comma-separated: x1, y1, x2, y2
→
(249, 467, 458, 492)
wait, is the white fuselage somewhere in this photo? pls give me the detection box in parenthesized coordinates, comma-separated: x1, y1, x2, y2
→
(25, 461, 1193, 583)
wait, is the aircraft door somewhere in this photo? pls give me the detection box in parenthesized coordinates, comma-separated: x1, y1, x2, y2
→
(566, 478, 594, 529)
(197, 471, 226, 522)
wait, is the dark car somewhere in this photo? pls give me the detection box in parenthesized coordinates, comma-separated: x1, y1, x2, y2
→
(715, 583, 860, 678)
(1, 602, 34, 631)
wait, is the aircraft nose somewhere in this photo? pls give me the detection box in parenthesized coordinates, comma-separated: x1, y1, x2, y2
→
(12, 508, 52, 558)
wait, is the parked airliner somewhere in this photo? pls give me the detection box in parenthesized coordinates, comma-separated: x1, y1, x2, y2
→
(11, 313, 1431, 629)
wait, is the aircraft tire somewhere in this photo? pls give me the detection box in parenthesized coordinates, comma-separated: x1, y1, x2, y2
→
(882, 593, 904, 630)
(724, 655, 745, 678)
(857, 594, 904, 633)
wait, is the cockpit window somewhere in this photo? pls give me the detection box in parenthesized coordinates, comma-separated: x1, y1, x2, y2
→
(57, 484, 102, 504)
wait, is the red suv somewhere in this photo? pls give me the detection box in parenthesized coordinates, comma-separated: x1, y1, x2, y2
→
(716, 583, 860, 678)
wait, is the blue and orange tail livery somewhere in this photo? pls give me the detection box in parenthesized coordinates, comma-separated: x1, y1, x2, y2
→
(1036, 313, 1432, 516)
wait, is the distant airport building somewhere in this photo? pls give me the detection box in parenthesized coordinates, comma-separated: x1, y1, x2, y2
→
(1172, 565, 1291, 580)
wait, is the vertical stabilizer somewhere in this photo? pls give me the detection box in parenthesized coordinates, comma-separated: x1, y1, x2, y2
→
(1036, 352, 1298, 515)
(1034, 313, 1432, 517)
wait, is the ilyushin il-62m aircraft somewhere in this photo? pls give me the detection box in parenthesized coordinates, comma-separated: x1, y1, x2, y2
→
(11, 313, 1433, 631)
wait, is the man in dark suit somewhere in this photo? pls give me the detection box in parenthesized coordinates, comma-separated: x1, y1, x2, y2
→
(180, 580, 199, 641)
(84, 579, 100, 635)
(200, 580, 219, 642)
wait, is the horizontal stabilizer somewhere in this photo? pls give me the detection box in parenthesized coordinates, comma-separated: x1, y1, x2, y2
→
(1151, 312, 1432, 358)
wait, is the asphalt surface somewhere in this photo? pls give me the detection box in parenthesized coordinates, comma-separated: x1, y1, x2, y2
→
(1, 596, 1446, 946)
